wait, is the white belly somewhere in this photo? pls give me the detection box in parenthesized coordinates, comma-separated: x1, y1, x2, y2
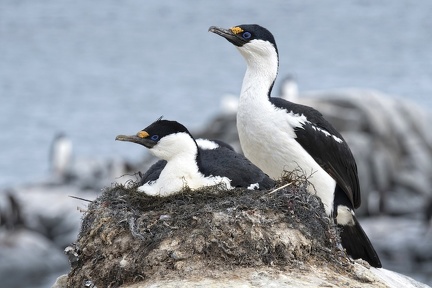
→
(237, 103, 336, 215)
(138, 161, 233, 197)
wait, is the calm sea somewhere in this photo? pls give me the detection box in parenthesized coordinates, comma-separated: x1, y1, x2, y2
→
(1, 0, 431, 188)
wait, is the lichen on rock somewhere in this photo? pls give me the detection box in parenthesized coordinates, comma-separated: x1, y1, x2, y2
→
(65, 174, 355, 287)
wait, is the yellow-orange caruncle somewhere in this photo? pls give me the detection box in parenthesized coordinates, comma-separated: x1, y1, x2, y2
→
(230, 26, 244, 35)
(137, 131, 149, 138)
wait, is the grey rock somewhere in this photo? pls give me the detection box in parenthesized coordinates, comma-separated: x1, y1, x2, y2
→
(0, 229, 68, 288)
(300, 89, 432, 215)
(361, 216, 432, 286)
(12, 184, 98, 248)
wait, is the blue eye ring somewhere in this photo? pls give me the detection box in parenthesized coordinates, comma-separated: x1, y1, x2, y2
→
(242, 31, 251, 39)
(150, 135, 159, 141)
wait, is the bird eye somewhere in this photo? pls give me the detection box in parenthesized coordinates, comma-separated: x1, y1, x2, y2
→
(242, 31, 252, 39)
(151, 135, 159, 141)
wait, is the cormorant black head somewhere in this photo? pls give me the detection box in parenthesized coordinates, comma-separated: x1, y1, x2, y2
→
(116, 118, 199, 161)
(116, 118, 190, 149)
(209, 24, 279, 98)
(209, 24, 278, 54)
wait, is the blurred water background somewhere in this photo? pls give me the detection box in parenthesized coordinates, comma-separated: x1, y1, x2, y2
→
(2, 1, 432, 287)
(1, 0, 431, 189)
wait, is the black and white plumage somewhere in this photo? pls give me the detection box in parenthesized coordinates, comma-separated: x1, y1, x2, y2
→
(210, 24, 381, 267)
(139, 138, 235, 185)
(116, 118, 275, 196)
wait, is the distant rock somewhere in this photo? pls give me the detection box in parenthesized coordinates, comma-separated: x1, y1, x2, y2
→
(361, 216, 432, 286)
(0, 183, 99, 288)
(11, 184, 99, 248)
(0, 229, 67, 288)
(300, 89, 432, 216)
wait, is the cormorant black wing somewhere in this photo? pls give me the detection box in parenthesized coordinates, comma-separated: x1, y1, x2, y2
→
(199, 147, 275, 190)
(271, 97, 361, 208)
(140, 160, 166, 185)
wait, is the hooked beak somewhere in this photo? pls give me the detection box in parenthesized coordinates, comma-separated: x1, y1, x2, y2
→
(115, 132, 156, 149)
(209, 26, 246, 47)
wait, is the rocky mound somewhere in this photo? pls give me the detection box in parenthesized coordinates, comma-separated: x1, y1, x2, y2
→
(63, 173, 361, 287)
(56, 174, 430, 288)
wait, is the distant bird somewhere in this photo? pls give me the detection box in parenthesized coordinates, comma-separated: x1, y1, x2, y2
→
(209, 24, 381, 267)
(279, 74, 299, 102)
(425, 197, 432, 232)
(116, 118, 274, 196)
(0, 191, 25, 230)
(49, 132, 73, 179)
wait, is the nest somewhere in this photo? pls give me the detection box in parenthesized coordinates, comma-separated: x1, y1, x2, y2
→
(66, 172, 349, 288)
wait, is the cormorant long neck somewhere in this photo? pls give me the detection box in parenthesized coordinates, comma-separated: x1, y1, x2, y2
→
(237, 43, 279, 102)
(153, 133, 199, 168)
